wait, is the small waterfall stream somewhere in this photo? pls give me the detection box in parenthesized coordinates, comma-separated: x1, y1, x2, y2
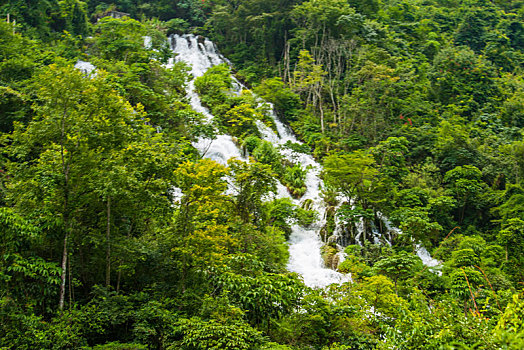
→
(169, 34, 349, 288)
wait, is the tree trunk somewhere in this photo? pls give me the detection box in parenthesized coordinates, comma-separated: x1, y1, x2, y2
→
(315, 89, 325, 134)
(59, 230, 69, 311)
(68, 252, 72, 308)
(116, 266, 121, 294)
(394, 279, 398, 296)
(106, 196, 111, 287)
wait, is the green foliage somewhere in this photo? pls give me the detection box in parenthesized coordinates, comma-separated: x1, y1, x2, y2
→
(497, 291, 524, 333)
(261, 198, 318, 239)
(254, 78, 301, 123)
(390, 206, 443, 244)
(171, 158, 232, 272)
(291, 0, 355, 38)
(370, 136, 409, 183)
(221, 103, 262, 138)
(90, 343, 147, 350)
(1, 0, 524, 347)
(175, 316, 263, 350)
(242, 135, 262, 155)
(323, 151, 378, 200)
(212, 265, 304, 326)
(282, 164, 308, 198)
(58, 0, 89, 37)
(228, 159, 276, 224)
(252, 141, 282, 170)
(444, 165, 488, 224)
(355, 275, 409, 318)
(374, 251, 421, 294)
(194, 63, 232, 110)
(447, 267, 484, 307)
(430, 46, 500, 114)
(0, 309, 86, 349)
(292, 50, 326, 93)
(90, 17, 147, 63)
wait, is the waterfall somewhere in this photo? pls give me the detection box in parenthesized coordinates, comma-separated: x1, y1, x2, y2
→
(169, 34, 350, 288)
(74, 60, 96, 75)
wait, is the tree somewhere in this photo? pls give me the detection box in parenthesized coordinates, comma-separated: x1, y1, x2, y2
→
(370, 137, 409, 184)
(0, 208, 61, 313)
(0, 0, 60, 39)
(497, 218, 524, 279)
(448, 267, 484, 316)
(170, 158, 233, 290)
(90, 17, 148, 63)
(292, 50, 327, 133)
(497, 291, 524, 334)
(228, 159, 276, 224)
(58, 0, 89, 37)
(5, 64, 157, 310)
(374, 251, 421, 295)
(323, 150, 378, 201)
(430, 46, 500, 115)
(433, 119, 479, 171)
(254, 77, 301, 123)
(355, 275, 408, 318)
(194, 63, 232, 110)
(0, 20, 45, 133)
(291, 0, 354, 39)
(443, 165, 487, 224)
(323, 150, 389, 243)
(390, 207, 442, 245)
(212, 265, 304, 328)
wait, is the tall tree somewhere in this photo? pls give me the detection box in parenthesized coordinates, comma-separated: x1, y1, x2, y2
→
(5, 64, 158, 309)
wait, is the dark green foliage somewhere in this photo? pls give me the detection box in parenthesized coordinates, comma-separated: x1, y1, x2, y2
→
(254, 77, 301, 123)
(1, 0, 524, 348)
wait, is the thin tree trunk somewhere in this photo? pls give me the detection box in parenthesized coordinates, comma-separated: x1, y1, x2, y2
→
(59, 99, 70, 311)
(106, 196, 111, 287)
(59, 230, 69, 311)
(116, 265, 121, 294)
(68, 251, 72, 308)
(316, 89, 325, 134)
(394, 279, 398, 296)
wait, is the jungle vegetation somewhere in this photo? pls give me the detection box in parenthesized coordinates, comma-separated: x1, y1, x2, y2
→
(0, 0, 523, 348)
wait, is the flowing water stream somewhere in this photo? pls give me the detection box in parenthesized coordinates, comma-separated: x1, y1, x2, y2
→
(168, 34, 350, 288)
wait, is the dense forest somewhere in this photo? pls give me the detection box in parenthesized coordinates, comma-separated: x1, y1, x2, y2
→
(0, 0, 523, 348)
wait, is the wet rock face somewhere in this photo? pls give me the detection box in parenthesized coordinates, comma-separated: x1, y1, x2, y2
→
(196, 35, 206, 46)
(321, 244, 341, 270)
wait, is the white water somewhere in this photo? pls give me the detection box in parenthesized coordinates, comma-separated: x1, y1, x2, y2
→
(74, 60, 96, 75)
(168, 35, 245, 165)
(415, 244, 442, 275)
(332, 203, 441, 273)
(376, 211, 402, 246)
(170, 34, 349, 288)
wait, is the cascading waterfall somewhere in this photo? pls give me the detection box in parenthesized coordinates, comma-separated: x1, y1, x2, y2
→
(169, 34, 349, 288)
(167, 35, 244, 166)
(333, 207, 441, 273)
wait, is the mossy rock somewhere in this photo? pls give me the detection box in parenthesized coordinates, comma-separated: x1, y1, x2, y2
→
(321, 244, 340, 269)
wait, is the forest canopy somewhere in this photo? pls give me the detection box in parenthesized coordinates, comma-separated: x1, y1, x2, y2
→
(0, 0, 524, 349)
